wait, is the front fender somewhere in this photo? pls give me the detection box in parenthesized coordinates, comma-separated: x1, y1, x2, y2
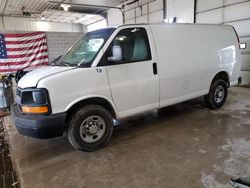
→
(65, 95, 118, 118)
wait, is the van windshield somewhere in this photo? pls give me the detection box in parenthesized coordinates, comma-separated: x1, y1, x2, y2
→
(56, 28, 115, 67)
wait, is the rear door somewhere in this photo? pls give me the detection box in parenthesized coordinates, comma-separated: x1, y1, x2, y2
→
(98, 26, 159, 118)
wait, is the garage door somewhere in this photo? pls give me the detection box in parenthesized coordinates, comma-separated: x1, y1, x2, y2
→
(196, 0, 250, 85)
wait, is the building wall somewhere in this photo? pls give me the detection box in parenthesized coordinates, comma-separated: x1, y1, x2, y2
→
(107, 0, 165, 25)
(0, 16, 85, 63)
(166, 0, 194, 23)
(107, 8, 123, 26)
(124, 0, 165, 24)
(107, 0, 194, 25)
(108, 0, 194, 26)
(0, 29, 83, 63)
(46, 32, 82, 62)
(196, 0, 250, 85)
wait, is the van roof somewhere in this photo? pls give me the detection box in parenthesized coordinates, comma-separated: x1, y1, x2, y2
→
(117, 22, 231, 28)
(92, 23, 233, 33)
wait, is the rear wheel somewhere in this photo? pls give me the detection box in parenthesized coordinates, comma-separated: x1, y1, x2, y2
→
(204, 79, 228, 109)
(67, 105, 113, 151)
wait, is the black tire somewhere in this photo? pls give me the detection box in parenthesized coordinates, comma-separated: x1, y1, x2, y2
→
(204, 79, 228, 109)
(67, 105, 114, 151)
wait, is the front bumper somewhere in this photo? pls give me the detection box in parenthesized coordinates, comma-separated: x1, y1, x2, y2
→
(11, 104, 66, 139)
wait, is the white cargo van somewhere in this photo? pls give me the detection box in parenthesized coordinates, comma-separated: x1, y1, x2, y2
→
(12, 23, 241, 151)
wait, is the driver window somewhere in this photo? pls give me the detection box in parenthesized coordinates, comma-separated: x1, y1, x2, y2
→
(103, 27, 151, 65)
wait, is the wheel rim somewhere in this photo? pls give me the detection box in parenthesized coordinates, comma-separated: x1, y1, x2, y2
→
(214, 85, 225, 103)
(79, 115, 106, 143)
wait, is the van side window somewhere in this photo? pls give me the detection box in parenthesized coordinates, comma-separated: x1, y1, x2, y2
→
(100, 28, 152, 65)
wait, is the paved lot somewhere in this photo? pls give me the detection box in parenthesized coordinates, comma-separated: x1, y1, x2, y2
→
(4, 87, 250, 188)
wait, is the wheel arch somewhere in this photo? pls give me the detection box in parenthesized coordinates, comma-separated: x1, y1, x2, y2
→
(65, 96, 118, 119)
(211, 71, 230, 87)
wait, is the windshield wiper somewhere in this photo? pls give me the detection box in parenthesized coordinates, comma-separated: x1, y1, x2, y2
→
(59, 62, 71, 67)
(77, 59, 88, 67)
(50, 55, 63, 66)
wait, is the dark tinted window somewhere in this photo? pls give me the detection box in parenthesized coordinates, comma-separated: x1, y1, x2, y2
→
(102, 28, 151, 65)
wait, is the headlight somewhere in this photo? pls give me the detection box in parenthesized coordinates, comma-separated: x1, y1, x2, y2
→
(32, 91, 47, 104)
(17, 88, 50, 114)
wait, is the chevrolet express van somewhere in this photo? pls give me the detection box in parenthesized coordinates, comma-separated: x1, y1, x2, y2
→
(12, 23, 241, 151)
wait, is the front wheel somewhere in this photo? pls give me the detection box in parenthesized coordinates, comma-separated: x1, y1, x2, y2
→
(204, 79, 228, 109)
(67, 105, 114, 151)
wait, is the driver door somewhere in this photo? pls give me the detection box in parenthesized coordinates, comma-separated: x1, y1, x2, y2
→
(99, 27, 159, 118)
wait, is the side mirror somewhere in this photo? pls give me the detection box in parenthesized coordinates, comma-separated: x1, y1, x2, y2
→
(108, 45, 122, 62)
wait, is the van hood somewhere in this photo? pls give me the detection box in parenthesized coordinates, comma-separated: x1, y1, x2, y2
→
(18, 66, 75, 88)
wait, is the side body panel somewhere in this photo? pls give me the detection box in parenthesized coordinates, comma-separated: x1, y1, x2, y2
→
(36, 24, 241, 120)
(98, 25, 160, 118)
(149, 24, 241, 108)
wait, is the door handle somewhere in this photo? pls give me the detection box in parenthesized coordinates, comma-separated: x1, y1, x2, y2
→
(153, 62, 157, 75)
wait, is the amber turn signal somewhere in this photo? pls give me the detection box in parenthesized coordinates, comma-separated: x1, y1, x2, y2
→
(22, 106, 49, 114)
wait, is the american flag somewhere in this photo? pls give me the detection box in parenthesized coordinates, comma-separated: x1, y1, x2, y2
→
(0, 32, 49, 73)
